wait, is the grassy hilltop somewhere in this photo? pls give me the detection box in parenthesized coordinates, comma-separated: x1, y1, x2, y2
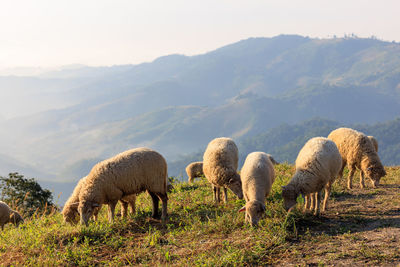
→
(0, 164, 399, 266)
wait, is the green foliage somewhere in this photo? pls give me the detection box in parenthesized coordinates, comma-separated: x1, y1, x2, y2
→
(0, 172, 54, 216)
(238, 117, 400, 166)
(0, 165, 398, 265)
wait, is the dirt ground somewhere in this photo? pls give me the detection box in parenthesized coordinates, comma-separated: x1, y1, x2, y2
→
(277, 176, 400, 266)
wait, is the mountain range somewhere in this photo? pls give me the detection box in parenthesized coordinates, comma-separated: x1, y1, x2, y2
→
(0, 34, 400, 204)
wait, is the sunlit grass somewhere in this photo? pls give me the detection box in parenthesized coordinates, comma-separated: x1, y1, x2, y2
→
(0, 164, 398, 266)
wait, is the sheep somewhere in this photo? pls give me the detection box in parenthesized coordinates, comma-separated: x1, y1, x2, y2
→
(62, 176, 137, 224)
(282, 137, 342, 216)
(203, 137, 243, 204)
(78, 147, 168, 226)
(328, 128, 386, 189)
(0, 201, 24, 230)
(368, 136, 378, 152)
(185, 161, 204, 183)
(266, 154, 279, 165)
(238, 152, 275, 226)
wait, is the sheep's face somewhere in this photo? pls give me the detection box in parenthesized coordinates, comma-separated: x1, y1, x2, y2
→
(281, 185, 298, 211)
(365, 166, 386, 187)
(226, 174, 243, 199)
(62, 207, 79, 224)
(240, 200, 266, 226)
(10, 211, 24, 227)
(78, 201, 99, 226)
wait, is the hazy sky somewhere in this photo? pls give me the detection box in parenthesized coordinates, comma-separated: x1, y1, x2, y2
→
(1, 0, 399, 69)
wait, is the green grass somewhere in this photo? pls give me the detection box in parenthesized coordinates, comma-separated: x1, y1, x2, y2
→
(0, 164, 399, 266)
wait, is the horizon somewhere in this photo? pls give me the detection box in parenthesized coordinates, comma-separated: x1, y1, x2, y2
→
(1, 0, 399, 71)
(1, 34, 398, 76)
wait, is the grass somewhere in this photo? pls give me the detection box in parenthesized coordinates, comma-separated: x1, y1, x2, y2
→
(0, 164, 399, 266)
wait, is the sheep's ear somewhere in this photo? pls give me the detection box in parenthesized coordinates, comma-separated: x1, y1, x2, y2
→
(92, 203, 100, 207)
(69, 202, 79, 208)
(238, 206, 246, 212)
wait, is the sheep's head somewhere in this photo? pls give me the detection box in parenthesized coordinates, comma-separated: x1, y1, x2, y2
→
(238, 200, 266, 226)
(281, 185, 298, 211)
(226, 173, 243, 199)
(78, 201, 99, 226)
(365, 166, 386, 187)
(62, 204, 79, 224)
(10, 211, 24, 227)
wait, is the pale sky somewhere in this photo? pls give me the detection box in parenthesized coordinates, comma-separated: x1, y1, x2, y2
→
(0, 0, 399, 69)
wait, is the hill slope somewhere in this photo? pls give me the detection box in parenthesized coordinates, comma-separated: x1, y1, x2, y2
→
(1, 35, 400, 183)
(0, 165, 399, 266)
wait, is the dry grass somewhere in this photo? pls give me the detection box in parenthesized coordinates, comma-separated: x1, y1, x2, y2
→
(0, 164, 399, 266)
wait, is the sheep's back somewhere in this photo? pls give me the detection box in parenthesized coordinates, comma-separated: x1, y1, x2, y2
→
(82, 148, 167, 201)
(328, 128, 377, 165)
(296, 137, 342, 181)
(203, 137, 238, 185)
(0, 201, 11, 225)
(241, 152, 275, 201)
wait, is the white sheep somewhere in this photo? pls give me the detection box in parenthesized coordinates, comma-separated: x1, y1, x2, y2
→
(78, 147, 168, 226)
(328, 128, 386, 189)
(62, 176, 137, 224)
(0, 201, 24, 230)
(185, 161, 204, 183)
(203, 137, 243, 203)
(238, 152, 275, 226)
(282, 137, 342, 215)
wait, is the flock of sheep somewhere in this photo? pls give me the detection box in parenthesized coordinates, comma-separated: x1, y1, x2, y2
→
(0, 127, 386, 230)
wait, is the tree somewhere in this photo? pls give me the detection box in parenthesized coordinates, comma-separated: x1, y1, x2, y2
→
(0, 172, 54, 216)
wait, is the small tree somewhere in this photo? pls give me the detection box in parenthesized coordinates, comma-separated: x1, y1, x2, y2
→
(0, 172, 54, 216)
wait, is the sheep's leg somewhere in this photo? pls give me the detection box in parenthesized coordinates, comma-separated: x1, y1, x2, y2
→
(149, 191, 160, 219)
(213, 185, 221, 204)
(304, 194, 311, 211)
(222, 187, 228, 203)
(188, 175, 193, 183)
(322, 181, 333, 212)
(314, 191, 321, 216)
(347, 165, 356, 189)
(93, 206, 101, 221)
(155, 192, 168, 221)
(360, 170, 365, 189)
(310, 193, 316, 211)
(120, 200, 128, 218)
(107, 201, 118, 223)
(129, 196, 136, 215)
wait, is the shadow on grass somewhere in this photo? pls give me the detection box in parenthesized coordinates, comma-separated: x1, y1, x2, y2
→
(294, 210, 400, 237)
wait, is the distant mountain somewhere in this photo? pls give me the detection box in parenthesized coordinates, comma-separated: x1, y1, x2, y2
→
(0, 35, 400, 183)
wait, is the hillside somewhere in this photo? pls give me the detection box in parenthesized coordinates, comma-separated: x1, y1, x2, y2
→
(0, 165, 399, 265)
(1, 35, 400, 184)
(168, 117, 400, 179)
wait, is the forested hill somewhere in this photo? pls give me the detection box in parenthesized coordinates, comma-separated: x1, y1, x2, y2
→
(169, 117, 400, 179)
(1, 35, 400, 184)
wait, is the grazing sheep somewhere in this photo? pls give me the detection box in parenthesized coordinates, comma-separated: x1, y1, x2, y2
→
(203, 137, 243, 204)
(368, 136, 378, 152)
(328, 128, 386, 189)
(62, 176, 137, 224)
(282, 137, 342, 215)
(78, 147, 168, 226)
(0, 201, 24, 230)
(185, 161, 204, 183)
(238, 152, 275, 226)
(266, 154, 279, 165)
